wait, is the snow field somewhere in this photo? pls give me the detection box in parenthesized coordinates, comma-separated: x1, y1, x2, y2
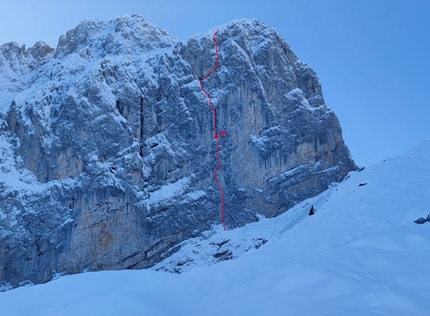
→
(1, 141, 430, 315)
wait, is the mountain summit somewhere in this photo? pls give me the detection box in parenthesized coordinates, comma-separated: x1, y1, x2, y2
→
(0, 15, 356, 288)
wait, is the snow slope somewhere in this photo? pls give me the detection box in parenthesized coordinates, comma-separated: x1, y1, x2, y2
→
(1, 141, 430, 315)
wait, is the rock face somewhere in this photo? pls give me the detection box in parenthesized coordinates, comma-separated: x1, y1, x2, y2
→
(0, 15, 356, 289)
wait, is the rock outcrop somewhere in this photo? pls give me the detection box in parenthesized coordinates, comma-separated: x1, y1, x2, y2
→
(0, 15, 356, 289)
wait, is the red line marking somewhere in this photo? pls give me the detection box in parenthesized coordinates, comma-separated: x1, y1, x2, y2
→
(199, 30, 226, 231)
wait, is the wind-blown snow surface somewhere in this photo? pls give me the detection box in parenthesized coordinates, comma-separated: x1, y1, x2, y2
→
(1, 141, 430, 315)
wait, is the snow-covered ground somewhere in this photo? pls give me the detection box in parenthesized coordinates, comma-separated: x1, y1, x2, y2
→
(1, 141, 430, 315)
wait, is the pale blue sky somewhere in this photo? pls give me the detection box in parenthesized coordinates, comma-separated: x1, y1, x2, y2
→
(1, 0, 429, 167)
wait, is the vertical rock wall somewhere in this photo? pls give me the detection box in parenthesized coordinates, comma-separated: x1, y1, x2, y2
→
(0, 16, 356, 289)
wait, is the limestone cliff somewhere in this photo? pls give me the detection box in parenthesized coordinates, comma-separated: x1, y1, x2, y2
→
(0, 15, 356, 289)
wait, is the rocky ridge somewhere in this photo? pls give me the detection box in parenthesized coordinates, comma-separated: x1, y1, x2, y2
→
(0, 15, 356, 289)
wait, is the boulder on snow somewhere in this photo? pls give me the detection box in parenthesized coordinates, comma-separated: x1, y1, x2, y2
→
(414, 215, 430, 224)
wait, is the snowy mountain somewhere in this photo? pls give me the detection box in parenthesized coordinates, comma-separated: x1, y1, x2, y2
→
(1, 140, 429, 315)
(0, 15, 356, 288)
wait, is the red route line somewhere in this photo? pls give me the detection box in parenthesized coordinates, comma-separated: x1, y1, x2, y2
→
(199, 30, 227, 231)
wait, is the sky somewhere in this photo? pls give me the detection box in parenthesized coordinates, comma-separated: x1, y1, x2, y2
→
(0, 0, 429, 167)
